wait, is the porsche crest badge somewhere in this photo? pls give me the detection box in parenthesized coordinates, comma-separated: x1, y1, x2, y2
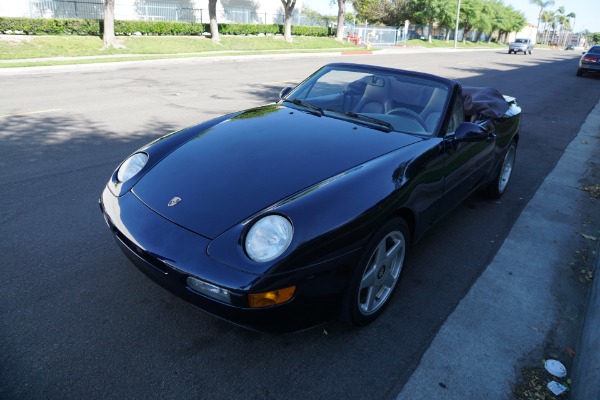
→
(168, 197, 182, 207)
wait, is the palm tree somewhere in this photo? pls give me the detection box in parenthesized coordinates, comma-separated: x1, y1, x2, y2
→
(529, 0, 555, 43)
(564, 12, 576, 47)
(541, 9, 557, 44)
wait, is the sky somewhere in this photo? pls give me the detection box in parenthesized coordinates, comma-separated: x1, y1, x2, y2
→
(503, 0, 599, 33)
(304, 0, 600, 33)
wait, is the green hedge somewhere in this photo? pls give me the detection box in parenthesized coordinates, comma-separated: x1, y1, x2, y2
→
(112, 20, 208, 36)
(0, 17, 101, 35)
(292, 25, 333, 37)
(0, 17, 336, 37)
(218, 23, 281, 35)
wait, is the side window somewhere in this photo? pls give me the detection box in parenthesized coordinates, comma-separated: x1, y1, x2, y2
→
(446, 95, 464, 134)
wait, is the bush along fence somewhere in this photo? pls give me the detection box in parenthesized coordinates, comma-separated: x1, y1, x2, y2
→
(0, 17, 335, 37)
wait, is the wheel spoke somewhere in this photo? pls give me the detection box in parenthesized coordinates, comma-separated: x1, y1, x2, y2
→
(384, 236, 403, 265)
(374, 240, 387, 266)
(362, 286, 377, 312)
(360, 264, 377, 289)
(382, 265, 399, 288)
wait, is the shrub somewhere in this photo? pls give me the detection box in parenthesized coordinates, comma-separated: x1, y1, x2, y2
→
(292, 25, 333, 37)
(218, 23, 282, 35)
(0, 17, 101, 35)
(0, 17, 335, 38)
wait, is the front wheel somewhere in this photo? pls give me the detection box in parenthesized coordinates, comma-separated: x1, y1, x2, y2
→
(343, 218, 410, 326)
(487, 140, 517, 199)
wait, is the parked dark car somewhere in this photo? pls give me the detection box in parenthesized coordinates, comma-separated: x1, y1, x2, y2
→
(508, 38, 534, 54)
(100, 63, 521, 332)
(577, 45, 600, 76)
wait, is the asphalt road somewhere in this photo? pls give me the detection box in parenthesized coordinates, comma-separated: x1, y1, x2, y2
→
(1, 49, 599, 400)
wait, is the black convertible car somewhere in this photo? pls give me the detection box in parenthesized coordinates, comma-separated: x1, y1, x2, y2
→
(100, 63, 521, 332)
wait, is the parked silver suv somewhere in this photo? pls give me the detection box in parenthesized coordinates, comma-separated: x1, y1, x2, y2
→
(509, 38, 534, 55)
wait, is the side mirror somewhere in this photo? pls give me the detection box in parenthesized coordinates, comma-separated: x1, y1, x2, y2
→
(279, 87, 293, 100)
(454, 122, 489, 142)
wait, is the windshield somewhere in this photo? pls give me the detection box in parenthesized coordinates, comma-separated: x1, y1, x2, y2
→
(514, 39, 528, 43)
(284, 66, 450, 136)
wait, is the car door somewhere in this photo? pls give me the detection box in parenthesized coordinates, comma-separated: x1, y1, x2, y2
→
(437, 91, 496, 219)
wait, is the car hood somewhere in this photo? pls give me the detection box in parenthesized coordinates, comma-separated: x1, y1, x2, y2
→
(132, 104, 421, 239)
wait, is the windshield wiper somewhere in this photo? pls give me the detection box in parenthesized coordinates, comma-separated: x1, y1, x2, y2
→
(282, 99, 324, 116)
(326, 110, 393, 132)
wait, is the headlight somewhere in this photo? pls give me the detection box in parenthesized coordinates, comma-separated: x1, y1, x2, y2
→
(117, 153, 148, 182)
(245, 215, 293, 262)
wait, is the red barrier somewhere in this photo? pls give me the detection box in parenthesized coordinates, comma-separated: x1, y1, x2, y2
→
(347, 33, 360, 46)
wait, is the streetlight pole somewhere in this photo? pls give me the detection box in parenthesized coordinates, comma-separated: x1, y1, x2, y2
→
(453, 0, 461, 49)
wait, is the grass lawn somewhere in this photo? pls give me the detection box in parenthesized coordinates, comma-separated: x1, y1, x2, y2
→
(0, 35, 358, 60)
(0, 34, 511, 67)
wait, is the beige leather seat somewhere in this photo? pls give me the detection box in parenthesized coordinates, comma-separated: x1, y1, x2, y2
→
(354, 77, 392, 114)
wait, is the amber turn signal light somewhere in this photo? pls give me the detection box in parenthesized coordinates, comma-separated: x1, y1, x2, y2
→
(248, 286, 296, 308)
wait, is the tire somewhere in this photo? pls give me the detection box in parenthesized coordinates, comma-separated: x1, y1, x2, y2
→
(487, 140, 517, 199)
(508, 50, 512, 54)
(577, 68, 583, 77)
(343, 218, 410, 326)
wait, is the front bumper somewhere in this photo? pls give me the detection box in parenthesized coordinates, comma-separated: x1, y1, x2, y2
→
(510, 46, 528, 53)
(99, 187, 358, 332)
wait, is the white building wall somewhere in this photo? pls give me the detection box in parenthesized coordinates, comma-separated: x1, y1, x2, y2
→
(0, 0, 303, 22)
(508, 23, 538, 43)
(0, 0, 34, 17)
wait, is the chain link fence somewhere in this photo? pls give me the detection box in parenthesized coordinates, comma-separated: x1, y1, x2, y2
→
(27, 0, 104, 19)
(342, 23, 477, 46)
(5, 0, 337, 26)
(3, 0, 490, 45)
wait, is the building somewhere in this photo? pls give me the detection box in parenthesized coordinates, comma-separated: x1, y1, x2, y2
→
(0, 0, 306, 25)
(507, 22, 538, 44)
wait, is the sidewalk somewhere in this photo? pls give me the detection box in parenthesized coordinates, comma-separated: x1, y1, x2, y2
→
(397, 100, 600, 399)
(0, 44, 499, 65)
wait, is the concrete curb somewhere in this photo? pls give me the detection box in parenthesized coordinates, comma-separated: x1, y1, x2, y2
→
(397, 99, 600, 399)
(569, 100, 600, 400)
(571, 238, 600, 400)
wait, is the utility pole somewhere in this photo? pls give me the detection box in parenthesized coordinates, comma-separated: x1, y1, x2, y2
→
(453, 0, 461, 49)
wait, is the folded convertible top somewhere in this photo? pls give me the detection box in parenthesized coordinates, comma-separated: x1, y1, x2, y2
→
(462, 86, 510, 118)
